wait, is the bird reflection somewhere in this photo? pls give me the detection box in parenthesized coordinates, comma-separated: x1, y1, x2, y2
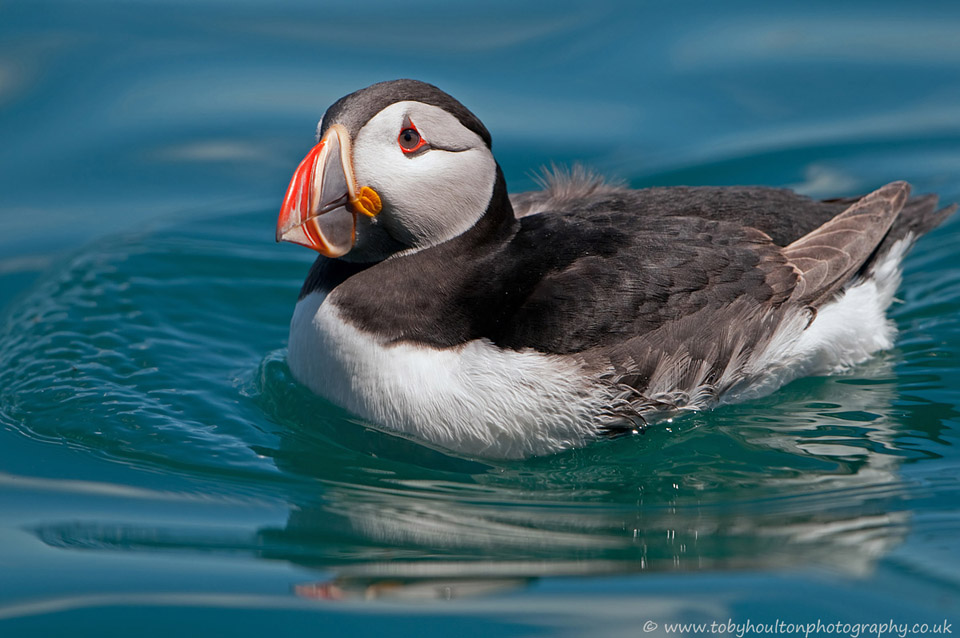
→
(29, 356, 954, 602)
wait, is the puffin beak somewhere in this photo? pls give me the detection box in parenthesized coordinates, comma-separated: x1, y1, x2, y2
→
(276, 124, 382, 257)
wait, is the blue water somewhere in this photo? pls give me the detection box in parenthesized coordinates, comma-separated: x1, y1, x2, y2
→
(2, 1, 960, 635)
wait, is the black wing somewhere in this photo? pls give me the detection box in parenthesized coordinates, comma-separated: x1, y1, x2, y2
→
(477, 209, 800, 354)
(493, 182, 916, 425)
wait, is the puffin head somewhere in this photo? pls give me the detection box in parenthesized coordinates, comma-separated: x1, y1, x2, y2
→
(276, 80, 500, 263)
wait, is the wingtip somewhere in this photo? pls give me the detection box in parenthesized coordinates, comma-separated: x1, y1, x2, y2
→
(878, 181, 911, 210)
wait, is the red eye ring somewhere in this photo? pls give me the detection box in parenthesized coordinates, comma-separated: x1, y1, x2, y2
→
(398, 122, 427, 154)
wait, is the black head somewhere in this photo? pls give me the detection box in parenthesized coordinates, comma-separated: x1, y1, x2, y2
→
(318, 79, 492, 149)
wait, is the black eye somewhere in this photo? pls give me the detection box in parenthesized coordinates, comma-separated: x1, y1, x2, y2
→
(398, 127, 424, 153)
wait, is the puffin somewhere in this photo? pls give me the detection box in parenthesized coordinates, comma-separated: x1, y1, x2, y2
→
(276, 79, 956, 460)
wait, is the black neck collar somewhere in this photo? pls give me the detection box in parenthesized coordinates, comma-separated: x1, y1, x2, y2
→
(298, 165, 516, 301)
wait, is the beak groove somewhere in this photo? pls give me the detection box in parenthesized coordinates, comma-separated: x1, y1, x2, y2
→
(277, 124, 372, 257)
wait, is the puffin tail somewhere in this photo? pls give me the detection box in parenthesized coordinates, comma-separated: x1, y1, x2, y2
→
(864, 193, 957, 276)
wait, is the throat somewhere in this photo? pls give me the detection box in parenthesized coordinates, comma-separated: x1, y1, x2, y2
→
(298, 258, 374, 300)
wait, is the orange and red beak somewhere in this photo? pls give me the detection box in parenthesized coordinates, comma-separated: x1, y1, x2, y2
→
(276, 124, 382, 257)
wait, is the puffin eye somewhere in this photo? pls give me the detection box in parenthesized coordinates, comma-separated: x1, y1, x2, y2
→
(398, 124, 426, 154)
(398, 128, 419, 148)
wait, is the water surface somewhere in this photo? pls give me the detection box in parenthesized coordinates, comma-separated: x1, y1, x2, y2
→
(1, 1, 959, 635)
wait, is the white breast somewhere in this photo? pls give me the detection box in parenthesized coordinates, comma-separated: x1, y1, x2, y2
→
(287, 292, 603, 459)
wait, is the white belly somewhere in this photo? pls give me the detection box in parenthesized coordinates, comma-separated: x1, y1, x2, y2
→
(287, 292, 603, 459)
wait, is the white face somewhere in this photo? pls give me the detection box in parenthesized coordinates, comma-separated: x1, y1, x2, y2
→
(340, 101, 498, 262)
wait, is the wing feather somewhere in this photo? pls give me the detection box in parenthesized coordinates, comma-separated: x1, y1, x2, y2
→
(784, 181, 908, 306)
